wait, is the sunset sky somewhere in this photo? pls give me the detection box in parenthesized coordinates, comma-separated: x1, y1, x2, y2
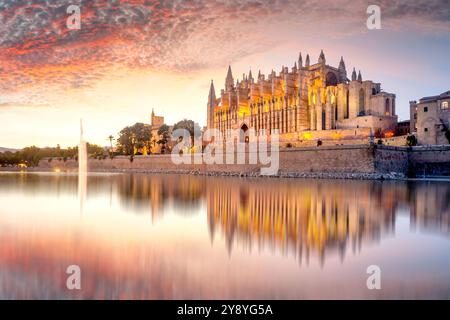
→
(0, 0, 449, 149)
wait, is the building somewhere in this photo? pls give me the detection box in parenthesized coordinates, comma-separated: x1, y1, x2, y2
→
(207, 50, 397, 145)
(410, 90, 450, 145)
(396, 120, 411, 136)
(149, 109, 172, 154)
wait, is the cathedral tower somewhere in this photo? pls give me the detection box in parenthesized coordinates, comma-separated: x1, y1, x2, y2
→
(207, 80, 217, 129)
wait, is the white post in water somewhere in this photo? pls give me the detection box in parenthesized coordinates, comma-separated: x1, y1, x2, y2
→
(78, 119, 87, 215)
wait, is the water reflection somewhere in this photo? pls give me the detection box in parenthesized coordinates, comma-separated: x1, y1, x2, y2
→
(0, 172, 450, 299)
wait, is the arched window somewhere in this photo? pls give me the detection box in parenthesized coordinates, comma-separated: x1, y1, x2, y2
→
(334, 105, 338, 123)
(358, 88, 365, 116)
(326, 72, 338, 86)
(322, 110, 326, 130)
(385, 98, 390, 115)
(346, 90, 349, 119)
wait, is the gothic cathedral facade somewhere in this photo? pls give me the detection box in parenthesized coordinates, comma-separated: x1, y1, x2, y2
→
(207, 50, 397, 144)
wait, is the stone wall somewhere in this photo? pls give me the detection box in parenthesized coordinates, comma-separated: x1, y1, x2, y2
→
(374, 145, 450, 177)
(38, 145, 376, 175)
(36, 144, 450, 178)
(377, 135, 408, 147)
(374, 146, 410, 174)
(408, 145, 450, 176)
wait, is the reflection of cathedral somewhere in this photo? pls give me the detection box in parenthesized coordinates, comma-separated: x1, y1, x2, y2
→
(108, 174, 450, 266)
(206, 179, 400, 265)
(207, 51, 397, 143)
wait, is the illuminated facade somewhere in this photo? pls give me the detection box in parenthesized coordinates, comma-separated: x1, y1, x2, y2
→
(207, 51, 397, 143)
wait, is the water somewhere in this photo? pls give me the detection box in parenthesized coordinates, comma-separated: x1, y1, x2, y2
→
(1, 172, 450, 299)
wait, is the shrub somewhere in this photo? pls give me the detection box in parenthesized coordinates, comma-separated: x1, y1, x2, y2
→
(406, 135, 418, 147)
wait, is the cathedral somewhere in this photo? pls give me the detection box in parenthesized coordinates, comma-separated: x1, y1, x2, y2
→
(207, 50, 397, 145)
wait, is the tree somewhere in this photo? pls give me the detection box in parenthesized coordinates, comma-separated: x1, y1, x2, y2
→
(172, 119, 201, 147)
(117, 123, 152, 155)
(439, 119, 450, 144)
(107, 135, 115, 158)
(157, 124, 171, 154)
(107, 135, 114, 150)
(406, 135, 417, 147)
(87, 143, 106, 158)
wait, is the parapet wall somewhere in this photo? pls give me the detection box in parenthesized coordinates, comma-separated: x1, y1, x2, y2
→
(36, 145, 450, 177)
(374, 145, 450, 176)
(38, 145, 376, 175)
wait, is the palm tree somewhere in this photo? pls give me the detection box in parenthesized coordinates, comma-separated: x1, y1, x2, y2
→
(107, 135, 115, 158)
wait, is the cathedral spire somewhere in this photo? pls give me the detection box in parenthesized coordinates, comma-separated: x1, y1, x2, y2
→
(338, 56, 346, 70)
(338, 56, 347, 83)
(248, 69, 253, 83)
(351, 68, 357, 81)
(225, 65, 234, 89)
(357, 70, 362, 82)
(318, 49, 326, 64)
(208, 80, 216, 105)
(298, 52, 303, 68)
(305, 54, 310, 67)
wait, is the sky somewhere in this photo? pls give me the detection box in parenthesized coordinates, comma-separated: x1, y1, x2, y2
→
(0, 0, 449, 149)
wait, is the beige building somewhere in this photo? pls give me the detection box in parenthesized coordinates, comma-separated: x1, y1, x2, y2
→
(410, 90, 450, 145)
(149, 109, 172, 154)
(207, 50, 397, 145)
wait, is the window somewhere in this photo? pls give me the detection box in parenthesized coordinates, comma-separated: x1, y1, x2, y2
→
(424, 106, 428, 112)
(424, 128, 428, 132)
(442, 101, 449, 110)
(385, 98, 390, 115)
(345, 90, 349, 119)
(359, 88, 365, 115)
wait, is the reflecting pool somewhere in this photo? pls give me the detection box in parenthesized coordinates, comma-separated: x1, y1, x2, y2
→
(1, 172, 450, 299)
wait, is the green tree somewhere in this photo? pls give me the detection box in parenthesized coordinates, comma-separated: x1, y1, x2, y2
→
(440, 120, 450, 144)
(157, 124, 171, 154)
(107, 135, 115, 158)
(406, 135, 417, 147)
(117, 123, 152, 155)
(172, 119, 201, 147)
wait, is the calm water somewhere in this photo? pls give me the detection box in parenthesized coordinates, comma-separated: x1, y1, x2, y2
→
(1, 172, 450, 299)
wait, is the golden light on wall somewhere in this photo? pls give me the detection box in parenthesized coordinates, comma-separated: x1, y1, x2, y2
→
(332, 132, 342, 140)
(301, 132, 313, 140)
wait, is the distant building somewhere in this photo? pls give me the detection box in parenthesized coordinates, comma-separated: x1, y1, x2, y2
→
(149, 109, 172, 154)
(410, 90, 450, 145)
(207, 50, 397, 145)
(396, 120, 410, 136)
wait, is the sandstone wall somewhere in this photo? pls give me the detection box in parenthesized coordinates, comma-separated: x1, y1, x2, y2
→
(374, 146, 410, 174)
(38, 145, 376, 175)
(374, 145, 450, 176)
(408, 145, 450, 176)
(36, 145, 450, 177)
